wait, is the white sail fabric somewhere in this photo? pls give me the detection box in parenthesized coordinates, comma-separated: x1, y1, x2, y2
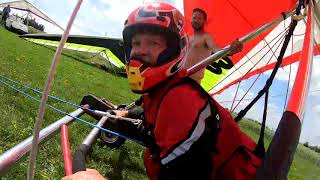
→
(209, 15, 320, 95)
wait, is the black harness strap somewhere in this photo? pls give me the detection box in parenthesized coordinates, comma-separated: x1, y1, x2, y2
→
(254, 90, 269, 158)
(235, 17, 298, 122)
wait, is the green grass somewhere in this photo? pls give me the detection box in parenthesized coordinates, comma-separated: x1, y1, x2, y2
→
(0, 25, 142, 179)
(0, 26, 319, 179)
(239, 119, 320, 179)
(38, 45, 125, 75)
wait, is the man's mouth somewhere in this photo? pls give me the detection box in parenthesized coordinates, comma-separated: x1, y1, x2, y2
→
(130, 56, 153, 66)
(192, 23, 203, 31)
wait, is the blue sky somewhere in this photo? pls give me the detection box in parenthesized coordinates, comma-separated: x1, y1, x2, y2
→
(1, 0, 320, 145)
(215, 58, 320, 145)
(8, 0, 183, 37)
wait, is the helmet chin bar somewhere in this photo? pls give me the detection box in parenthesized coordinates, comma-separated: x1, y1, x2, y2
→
(126, 63, 145, 93)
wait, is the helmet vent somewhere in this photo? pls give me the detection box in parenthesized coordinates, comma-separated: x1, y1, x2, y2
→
(156, 16, 166, 22)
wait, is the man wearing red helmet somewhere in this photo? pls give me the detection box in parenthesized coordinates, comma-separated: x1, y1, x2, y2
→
(63, 2, 261, 180)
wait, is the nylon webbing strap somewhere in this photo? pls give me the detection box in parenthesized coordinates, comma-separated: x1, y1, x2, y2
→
(253, 90, 269, 158)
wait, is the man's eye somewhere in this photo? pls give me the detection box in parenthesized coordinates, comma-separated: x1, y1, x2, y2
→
(151, 41, 160, 46)
(132, 41, 139, 46)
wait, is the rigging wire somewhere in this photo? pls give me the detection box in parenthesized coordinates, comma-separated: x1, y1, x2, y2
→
(0, 74, 125, 119)
(234, 12, 300, 122)
(103, 50, 117, 74)
(0, 78, 144, 145)
(230, 81, 241, 110)
(230, 30, 288, 112)
(0, 74, 81, 108)
(217, 89, 320, 103)
(283, 32, 294, 113)
(210, 26, 289, 92)
(231, 74, 261, 112)
(217, 26, 289, 87)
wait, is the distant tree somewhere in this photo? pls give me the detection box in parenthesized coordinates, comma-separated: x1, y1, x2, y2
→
(303, 142, 309, 148)
(23, 18, 45, 32)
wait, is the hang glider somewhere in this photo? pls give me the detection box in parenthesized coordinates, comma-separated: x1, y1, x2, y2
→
(185, 0, 320, 92)
(17, 0, 320, 92)
(0, 0, 319, 179)
(0, 0, 63, 30)
(184, 0, 319, 178)
(20, 34, 125, 68)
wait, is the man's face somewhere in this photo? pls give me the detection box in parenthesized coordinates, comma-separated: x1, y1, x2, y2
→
(130, 32, 167, 66)
(191, 12, 205, 31)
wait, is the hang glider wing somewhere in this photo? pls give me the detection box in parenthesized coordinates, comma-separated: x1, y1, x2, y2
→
(184, 0, 320, 93)
(20, 34, 125, 68)
(0, 0, 63, 30)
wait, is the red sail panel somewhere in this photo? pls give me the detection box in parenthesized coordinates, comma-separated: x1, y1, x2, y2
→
(184, 0, 297, 65)
(286, 5, 314, 119)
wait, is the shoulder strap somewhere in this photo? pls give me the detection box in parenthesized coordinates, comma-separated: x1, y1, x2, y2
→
(183, 77, 221, 151)
(154, 77, 221, 152)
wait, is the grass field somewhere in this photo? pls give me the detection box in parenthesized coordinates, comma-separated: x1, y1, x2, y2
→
(0, 25, 319, 180)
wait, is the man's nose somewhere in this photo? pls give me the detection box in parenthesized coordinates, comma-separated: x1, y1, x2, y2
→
(131, 44, 148, 56)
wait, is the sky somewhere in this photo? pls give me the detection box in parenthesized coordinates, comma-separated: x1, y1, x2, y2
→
(1, 0, 320, 146)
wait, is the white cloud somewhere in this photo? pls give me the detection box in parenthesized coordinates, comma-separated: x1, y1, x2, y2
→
(56, 0, 183, 37)
(310, 57, 320, 89)
(4, 0, 183, 36)
(274, 62, 298, 82)
(313, 105, 320, 114)
(300, 91, 320, 145)
(101, 1, 141, 24)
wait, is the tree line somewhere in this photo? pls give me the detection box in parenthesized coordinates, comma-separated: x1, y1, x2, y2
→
(23, 18, 44, 32)
(303, 142, 320, 153)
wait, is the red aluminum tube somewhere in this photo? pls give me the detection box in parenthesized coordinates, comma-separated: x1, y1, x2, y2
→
(61, 124, 73, 176)
(287, 3, 314, 120)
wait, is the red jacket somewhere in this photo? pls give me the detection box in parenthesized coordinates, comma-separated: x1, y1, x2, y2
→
(142, 74, 262, 180)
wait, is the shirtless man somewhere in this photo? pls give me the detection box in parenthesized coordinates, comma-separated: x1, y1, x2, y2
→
(185, 8, 243, 83)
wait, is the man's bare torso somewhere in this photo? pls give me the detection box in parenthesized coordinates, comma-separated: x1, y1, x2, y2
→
(185, 32, 218, 82)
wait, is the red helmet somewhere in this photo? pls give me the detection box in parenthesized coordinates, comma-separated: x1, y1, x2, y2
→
(123, 2, 188, 93)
